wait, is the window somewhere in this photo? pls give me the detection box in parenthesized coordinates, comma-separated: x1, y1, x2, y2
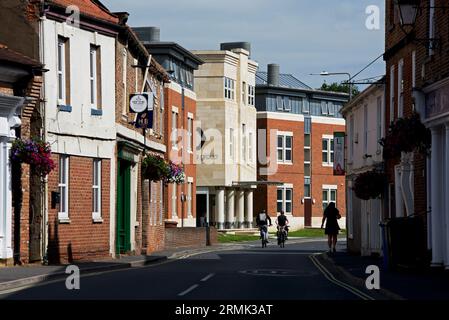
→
(390, 65, 395, 123)
(277, 187, 293, 214)
(242, 81, 246, 104)
(398, 59, 404, 117)
(322, 137, 334, 165)
(122, 48, 127, 115)
(276, 96, 283, 111)
(429, 0, 435, 56)
(283, 97, 291, 111)
(304, 184, 311, 198)
(187, 116, 193, 152)
(321, 101, 328, 115)
(304, 163, 311, 176)
(171, 184, 177, 217)
(92, 159, 102, 221)
(328, 102, 335, 116)
(248, 84, 255, 106)
(171, 110, 178, 149)
(349, 115, 354, 161)
(377, 97, 383, 151)
(242, 124, 247, 162)
(248, 132, 253, 163)
(89, 46, 97, 106)
(411, 51, 416, 89)
(304, 117, 311, 134)
(277, 134, 292, 163)
(187, 180, 193, 217)
(224, 77, 235, 100)
(304, 134, 311, 147)
(364, 105, 368, 154)
(57, 37, 69, 105)
(229, 128, 234, 161)
(302, 100, 310, 113)
(58, 155, 69, 220)
(322, 187, 337, 211)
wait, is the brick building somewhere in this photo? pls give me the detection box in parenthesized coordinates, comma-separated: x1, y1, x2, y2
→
(254, 64, 348, 230)
(114, 18, 170, 255)
(0, 44, 43, 265)
(134, 27, 204, 228)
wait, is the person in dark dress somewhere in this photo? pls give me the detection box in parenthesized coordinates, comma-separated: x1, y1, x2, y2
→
(321, 202, 341, 253)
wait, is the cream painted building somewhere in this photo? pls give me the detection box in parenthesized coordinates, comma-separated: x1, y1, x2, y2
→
(192, 42, 258, 230)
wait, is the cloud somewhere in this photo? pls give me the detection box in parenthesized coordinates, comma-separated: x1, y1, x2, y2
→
(102, 0, 385, 89)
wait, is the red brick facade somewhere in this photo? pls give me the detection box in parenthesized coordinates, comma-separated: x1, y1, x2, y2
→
(255, 116, 346, 226)
(164, 86, 197, 225)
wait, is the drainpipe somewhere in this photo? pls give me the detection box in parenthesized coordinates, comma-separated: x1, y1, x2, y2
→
(38, 4, 49, 265)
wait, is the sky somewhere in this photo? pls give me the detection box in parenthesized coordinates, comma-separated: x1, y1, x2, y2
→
(101, 0, 386, 90)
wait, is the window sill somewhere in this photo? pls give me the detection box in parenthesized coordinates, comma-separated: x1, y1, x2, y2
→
(58, 217, 71, 224)
(91, 108, 103, 116)
(277, 162, 293, 165)
(58, 105, 72, 113)
(93, 217, 104, 223)
(322, 163, 333, 167)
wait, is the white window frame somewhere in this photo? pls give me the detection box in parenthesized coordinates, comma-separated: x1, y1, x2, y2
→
(58, 155, 69, 222)
(57, 37, 66, 105)
(171, 183, 177, 218)
(89, 45, 97, 107)
(248, 84, 255, 106)
(322, 136, 334, 166)
(322, 186, 337, 211)
(283, 97, 291, 111)
(224, 77, 235, 100)
(92, 159, 102, 222)
(277, 187, 293, 214)
(398, 59, 404, 118)
(321, 101, 328, 115)
(171, 107, 178, 150)
(187, 178, 193, 217)
(187, 115, 193, 153)
(277, 132, 293, 164)
(390, 65, 395, 123)
(242, 124, 247, 162)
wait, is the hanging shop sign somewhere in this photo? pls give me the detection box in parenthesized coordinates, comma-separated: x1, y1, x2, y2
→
(130, 93, 154, 129)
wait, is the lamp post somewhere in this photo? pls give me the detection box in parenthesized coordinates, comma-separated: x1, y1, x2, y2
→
(311, 72, 353, 101)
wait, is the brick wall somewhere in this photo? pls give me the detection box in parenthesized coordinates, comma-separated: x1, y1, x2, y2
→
(255, 117, 346, 222)
(47, 154, 111, 263)
(164, 86, 197, 223)
(164, 227, 218, 249)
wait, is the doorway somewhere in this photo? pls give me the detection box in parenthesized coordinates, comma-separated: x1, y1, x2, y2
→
(196, 194, 207, 227)
(304, 198, 312, 227)
(116, 160, 131, 254)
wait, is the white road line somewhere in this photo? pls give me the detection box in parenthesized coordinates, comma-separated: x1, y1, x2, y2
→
(309, 255, 375, 301)
(200, 273, 215, 282)
(178, 284, 199, 296)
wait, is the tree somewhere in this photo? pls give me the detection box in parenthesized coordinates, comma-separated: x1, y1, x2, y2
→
(320, 82, 360, 97)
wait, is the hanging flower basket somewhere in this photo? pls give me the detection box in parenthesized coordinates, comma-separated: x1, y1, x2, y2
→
(10, 137, 55, 176)
(165, 161, 186, 184)
(380, 112, 431, 160)
(142, 154, 170, 182)
(353, 170, 386, 200)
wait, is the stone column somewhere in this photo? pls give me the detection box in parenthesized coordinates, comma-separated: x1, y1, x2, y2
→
(430, 127, 443, 266)
(445, 124, 449, 269)
(226, 189, 235, 229)
(216, 188, 225, 230)
(236, 190, 245, 228)
(245, 190, 254, 228)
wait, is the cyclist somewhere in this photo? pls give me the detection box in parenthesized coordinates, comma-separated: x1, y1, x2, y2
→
(276, 211, 289, 240)
(256, 210, 272, 243)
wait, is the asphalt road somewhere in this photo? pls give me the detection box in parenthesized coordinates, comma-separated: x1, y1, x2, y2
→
(0, 239, 360, 300)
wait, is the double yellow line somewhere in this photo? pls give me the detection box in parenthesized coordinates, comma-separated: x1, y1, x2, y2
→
(309, 254, 375, 300)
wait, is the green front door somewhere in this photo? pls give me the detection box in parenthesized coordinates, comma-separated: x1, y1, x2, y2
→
(116, 159, 131, 254)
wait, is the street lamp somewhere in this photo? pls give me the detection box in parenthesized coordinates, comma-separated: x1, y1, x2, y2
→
(311, 72, 353, 101)
(396, 0, 420, 27)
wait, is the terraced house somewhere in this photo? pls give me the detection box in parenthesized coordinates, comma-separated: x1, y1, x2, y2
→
(254, 64, 348, 230)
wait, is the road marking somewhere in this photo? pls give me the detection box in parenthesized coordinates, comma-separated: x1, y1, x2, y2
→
(178, 284, 199, 296)
(309, 254, 375, 301)
(200, 273, 215, 282)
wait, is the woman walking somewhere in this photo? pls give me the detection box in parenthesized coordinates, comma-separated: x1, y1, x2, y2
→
(321, 202, 341, 253)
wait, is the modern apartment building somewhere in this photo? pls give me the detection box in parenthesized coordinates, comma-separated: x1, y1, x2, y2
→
(192, 42, 258, 230)
(254, 64, 348, 230)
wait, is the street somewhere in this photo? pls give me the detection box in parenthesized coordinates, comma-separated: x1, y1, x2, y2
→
(0, 239, 364, 300)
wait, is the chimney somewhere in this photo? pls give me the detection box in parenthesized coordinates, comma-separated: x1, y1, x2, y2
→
(133, 27, 160, 43)
(220, 42, 251, 56)
(267, 64, 280, 87)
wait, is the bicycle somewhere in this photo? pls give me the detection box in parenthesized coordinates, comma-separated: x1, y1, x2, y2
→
(277, 225, 287, 248)
(259, 225, 269, 248)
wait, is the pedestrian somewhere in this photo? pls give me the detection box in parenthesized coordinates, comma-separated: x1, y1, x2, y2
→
(321, 202, 341, 253)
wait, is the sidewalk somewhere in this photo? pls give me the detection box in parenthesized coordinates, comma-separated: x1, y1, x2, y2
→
(320, 250, 449, 300)
(0, 244, 242, 292)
